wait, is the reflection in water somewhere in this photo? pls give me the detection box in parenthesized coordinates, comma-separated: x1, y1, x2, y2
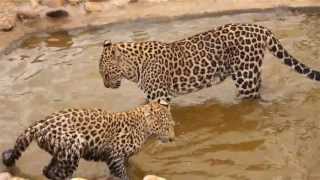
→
(45, 31, 73, 48)
(1, 10, 320, 180)
(21, 31, 73, 49)
(20, 35, 44, 49)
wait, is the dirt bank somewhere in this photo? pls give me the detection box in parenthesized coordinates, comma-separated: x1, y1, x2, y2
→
(1, 0, 320, 55)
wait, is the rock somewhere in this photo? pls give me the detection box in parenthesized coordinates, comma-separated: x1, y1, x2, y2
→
(0, 173, 28, 180)
(68, 0, 83, 6)
(84, 2, 104, 12)
(72, 175, 164, 180)
(41, 0, 66, 8)
(70, 177, 120, 180)
(30, 0, 40, 8)
(30, 0, 66, 8)
(143, 175, 166, 180)
(132, 0, 168, 2)
(17, 7, 40, 21)
(88, 0, 109, 2)
(0, 172, 11, 180)
(82, 0, 168, 12)
(110, 0, 130, 7)
(144, 0, 168, 2)
(10, 177, 28, 180)
(46, 9, 69, 18)
(0, 0, 17, 32)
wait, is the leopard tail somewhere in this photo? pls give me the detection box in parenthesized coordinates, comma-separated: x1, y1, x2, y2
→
(267, 31, 320, 81)
(2, 124, 40, 167)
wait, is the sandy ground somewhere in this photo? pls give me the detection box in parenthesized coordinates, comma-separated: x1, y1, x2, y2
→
(0, 0, 320, 55)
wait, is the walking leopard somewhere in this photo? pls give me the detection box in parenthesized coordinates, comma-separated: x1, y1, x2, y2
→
(99, 23, 320, 101)
(2, 100, 175, 180)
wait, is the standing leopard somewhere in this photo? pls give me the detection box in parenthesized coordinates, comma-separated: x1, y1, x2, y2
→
(99, 23, 320, 101)
(2, 100, 175, 180)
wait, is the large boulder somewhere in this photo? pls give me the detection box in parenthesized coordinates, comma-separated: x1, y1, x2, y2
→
(0, 0, 17, 32)
(0, 172, 11, 180)
(143, 175, 166, 180)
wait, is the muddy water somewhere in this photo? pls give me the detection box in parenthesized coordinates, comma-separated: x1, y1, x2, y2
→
(1, 10, 320, 180)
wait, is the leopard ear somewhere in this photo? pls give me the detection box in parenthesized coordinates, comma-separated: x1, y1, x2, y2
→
(103, 40, 112, 47)
(158, 99, 169, 107)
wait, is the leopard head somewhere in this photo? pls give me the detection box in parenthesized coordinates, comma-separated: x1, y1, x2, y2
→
(99, 40, 122, 89)
(143, 100, 175, 143)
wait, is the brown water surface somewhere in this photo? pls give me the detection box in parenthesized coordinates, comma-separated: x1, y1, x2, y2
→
(0, 10, 320, 180)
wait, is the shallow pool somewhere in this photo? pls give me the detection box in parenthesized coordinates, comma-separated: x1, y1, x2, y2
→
(0, 9, 320, 180)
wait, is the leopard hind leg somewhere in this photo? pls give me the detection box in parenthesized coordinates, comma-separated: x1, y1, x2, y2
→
(231, 59, 262, 99)
(106, 156, 129, 180)
(43, 143, 81, 180)
(43, 157, 59, 180)
(43, 152, 80, 180)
